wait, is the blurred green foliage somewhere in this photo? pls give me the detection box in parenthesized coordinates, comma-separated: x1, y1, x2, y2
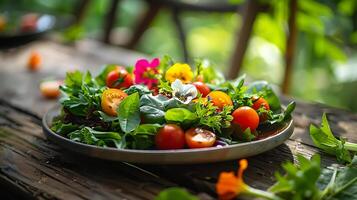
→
(1, 0, 356, 111)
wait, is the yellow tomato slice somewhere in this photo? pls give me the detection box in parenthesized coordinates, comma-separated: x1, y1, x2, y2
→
(101, 88, 128, 116)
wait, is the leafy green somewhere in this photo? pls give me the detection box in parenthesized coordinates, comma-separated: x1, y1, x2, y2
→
(68, 127, 122, 148)
(140, 94, 170, 124)
(121, 124, 162, 149)
(310, 113, 352, 163)
(247, 81, 281, 112)
(165, 108, 198, 127)
(262, 101, 296, 127)
(269, 154, 322, 200)
(318, 156, 357, 200)
(118, 93, 141, 133)
(60, 70, 104, 116)
(155, 188, 198, 200)
(124, 85, 151, 96)
(95, 64, 119, 86)
(51, 120, 80, 136)
(194, 98, 233, 133)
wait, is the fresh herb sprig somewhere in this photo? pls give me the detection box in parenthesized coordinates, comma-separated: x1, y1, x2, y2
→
(310, 113, 357, 163)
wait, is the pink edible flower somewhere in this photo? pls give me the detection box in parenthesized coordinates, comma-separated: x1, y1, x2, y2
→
(133, 58, 160, 89)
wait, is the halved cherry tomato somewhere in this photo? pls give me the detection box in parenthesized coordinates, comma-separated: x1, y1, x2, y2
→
(40, 80, 62, 99)
(252, 96, 270, 111)
(155, 124, 185, 150)
(185, 128, 216, 149)
(101, 88, 128, 116)
(106, 67, 133, 89)
(207, 91, 233, 109)
(193, 82, 210, 97)
(232, 106, 259, 131)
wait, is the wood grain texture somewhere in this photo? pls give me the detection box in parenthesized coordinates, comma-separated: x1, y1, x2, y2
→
(0, 39, 356, 200)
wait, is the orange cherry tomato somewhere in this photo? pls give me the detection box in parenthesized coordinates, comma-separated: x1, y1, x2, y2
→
(232, 106, 259, 131)
(106, 66, 133, 89)
(101, 88, 128, 116)
(252, 96, 270, 111)
(155, 124, 185, 150)
(28, 52, 41, 71)
(207, 91, 233, 109)
(193, 82, 210, 97)
(40, 80, 62, 99)
(185, 128, 216, 149)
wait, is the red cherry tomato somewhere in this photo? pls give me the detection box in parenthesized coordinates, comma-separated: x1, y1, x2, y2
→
(106, 67, 133, 89)
(193, 82, 210, 97)
(252, 96, 270, 111)
(232, 106, 259, 131)
(155, 124, 185, 150)
(185, 128, 216, 149)
(207, 91, 233, 110)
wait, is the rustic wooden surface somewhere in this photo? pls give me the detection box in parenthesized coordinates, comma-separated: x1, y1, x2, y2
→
(0, 39, 356, 200)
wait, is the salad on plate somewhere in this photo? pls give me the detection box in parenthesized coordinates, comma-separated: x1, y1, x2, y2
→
(51, 56, 295, 150)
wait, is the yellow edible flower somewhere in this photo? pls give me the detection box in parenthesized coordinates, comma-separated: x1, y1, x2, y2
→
(165, 63, 193, 83)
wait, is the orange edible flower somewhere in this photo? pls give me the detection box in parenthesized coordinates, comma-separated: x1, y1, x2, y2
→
(216, 159, 248, 200)
(28, 52, 42, 71)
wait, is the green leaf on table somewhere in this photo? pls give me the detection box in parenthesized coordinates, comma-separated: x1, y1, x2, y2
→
(269, 154, 322, 200)
(118, 92, 141, 133)
(317, 155, 357, 200)
(309, 113, 351, 163)
(165, 108, 198, 127)
(155, 187, 198, 200)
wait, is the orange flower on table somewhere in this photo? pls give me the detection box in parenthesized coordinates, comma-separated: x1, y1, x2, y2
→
(216, 159, 248, 200)
(165, 63, 193, 83)
(28, 52, 42, 71)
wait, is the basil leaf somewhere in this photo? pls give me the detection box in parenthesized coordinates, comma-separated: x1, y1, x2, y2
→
(118, 92, 141, 133)
(134, 124, 162, 135)
(165, 108, 197, 127)
(124, 85, 151, 96)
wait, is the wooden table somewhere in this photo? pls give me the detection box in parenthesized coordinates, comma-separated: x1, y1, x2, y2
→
(0, 40, 356, 200)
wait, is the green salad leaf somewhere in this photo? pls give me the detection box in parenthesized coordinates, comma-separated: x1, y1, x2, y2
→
(124, 85, 151, 96)
(247, 81, 281, 112)
(68, 127, 122, 148)
(95, 64, 119, 86)
(165, 108, 198, 127)
(310, 113, 353, 163)
(118, 92, 141, 133)
(140, 94, 170, 124)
